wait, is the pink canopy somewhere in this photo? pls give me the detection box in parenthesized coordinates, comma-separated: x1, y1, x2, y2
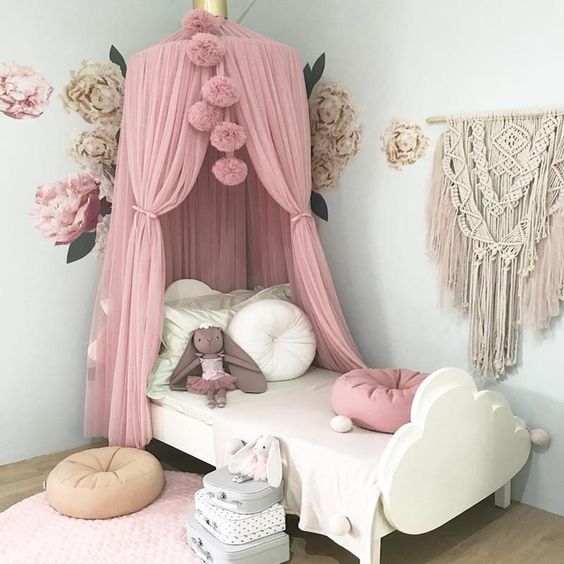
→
(85, 13, 365, 447)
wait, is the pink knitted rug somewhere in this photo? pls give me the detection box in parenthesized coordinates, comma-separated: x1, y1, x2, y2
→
(0, 471, 202, 564)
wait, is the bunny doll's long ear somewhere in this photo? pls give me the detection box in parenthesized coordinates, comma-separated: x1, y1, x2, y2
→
(228, 438, 258, 475)
(266, 437, 283, 488)
(169, 334, 201, 391)
(222, 334, 267, 393)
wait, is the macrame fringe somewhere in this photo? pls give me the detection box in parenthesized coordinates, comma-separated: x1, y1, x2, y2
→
(520, 212, 564, 328)
(427, 134, 469, 309)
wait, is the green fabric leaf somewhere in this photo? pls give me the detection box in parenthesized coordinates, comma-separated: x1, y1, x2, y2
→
(66, 231, 96, 264)
(311, 191, 328, 221)
(310, 53, 325, 88)
(109, 45, 127, 77)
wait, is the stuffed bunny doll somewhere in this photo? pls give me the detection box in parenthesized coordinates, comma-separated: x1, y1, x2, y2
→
(169, 323, 267, 408)
(228, 435, 283, 487)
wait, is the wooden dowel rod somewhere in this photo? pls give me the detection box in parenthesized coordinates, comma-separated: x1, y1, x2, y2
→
(426, 116, 447, 124)
(427, 107, 564, 125)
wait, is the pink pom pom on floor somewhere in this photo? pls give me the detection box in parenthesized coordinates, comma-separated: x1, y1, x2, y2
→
(202, 75, 240, 108)
(187, 100, 223, 131)
(187, 33, 226, 67)
(210, 121, 247, 152)
(212, 156, 248, 186)
(182, 9, 222, 37)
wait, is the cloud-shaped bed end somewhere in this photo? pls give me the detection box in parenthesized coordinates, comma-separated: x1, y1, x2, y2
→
(377, 367, 531, 534)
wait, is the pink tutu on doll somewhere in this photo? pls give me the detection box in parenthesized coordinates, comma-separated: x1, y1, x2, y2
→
(186, 373, 238, 394)
(186, 355, 238, 395)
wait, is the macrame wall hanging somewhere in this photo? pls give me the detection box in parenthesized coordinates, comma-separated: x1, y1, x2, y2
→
(428, 110, 564, 378)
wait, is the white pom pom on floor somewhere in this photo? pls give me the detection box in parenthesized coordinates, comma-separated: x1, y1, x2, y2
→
(529, 428, 551, 447)
(330, 415, 353, 433)
(329, 514, 351, 536)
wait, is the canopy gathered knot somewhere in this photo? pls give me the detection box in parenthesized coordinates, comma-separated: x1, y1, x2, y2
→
(132, 205, 158, 219)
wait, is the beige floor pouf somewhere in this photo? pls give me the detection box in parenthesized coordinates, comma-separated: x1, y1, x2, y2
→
(46, 446, 164, 519)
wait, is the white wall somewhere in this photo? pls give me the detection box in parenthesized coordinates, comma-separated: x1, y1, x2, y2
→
(238, 0, 564, 516)
(0, 0, 189, 465)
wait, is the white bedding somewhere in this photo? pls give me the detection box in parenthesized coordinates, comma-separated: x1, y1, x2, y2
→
(150, 367, 338, 425)
(210, 368, 393, 562)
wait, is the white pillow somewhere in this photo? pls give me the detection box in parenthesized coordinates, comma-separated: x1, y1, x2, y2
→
(163, 279, 219, 305)
(147, 284, 292, 398)
(227, 299, 316, 382)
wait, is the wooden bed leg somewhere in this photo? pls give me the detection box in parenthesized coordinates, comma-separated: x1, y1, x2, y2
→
(494, 481, 511, 509)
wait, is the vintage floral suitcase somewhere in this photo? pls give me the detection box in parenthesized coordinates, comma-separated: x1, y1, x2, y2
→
(186, 513, 290, 564)
(194, 489, 285, 545)
(202, 467, 283, 515)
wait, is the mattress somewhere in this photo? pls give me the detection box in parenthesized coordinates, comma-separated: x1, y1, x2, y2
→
(150, 367, 339, 426)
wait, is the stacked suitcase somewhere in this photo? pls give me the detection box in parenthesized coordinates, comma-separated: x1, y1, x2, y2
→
(186, 467, 290, 563)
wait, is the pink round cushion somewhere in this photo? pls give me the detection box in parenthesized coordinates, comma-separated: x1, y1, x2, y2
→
(331, 368, 427, 433)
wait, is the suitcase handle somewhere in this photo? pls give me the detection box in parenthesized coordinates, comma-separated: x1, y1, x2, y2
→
(190, 536, 213, 562)
(206, 491, 241, 511)
(195, 509, 218, 532)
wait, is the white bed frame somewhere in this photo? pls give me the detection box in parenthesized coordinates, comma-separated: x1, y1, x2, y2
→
(151, 366, 531, 564)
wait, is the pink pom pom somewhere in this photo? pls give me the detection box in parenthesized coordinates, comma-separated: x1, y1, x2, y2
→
(187, 33, 226, 67)
(182, 9, 222, 37)
(212, 157, 248, 186)
(210, 121, 247, 152)
(202, 75, 240, 108)
(187, 100, 222, 131)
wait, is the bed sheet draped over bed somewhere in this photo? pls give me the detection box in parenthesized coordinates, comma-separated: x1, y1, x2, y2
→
(85, 17, 365, 447)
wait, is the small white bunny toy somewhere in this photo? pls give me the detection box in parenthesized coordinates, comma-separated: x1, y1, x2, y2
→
(228, 435, 283, 487)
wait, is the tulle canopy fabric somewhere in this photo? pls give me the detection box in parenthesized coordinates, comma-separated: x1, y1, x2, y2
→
(85, 14, 365, 447)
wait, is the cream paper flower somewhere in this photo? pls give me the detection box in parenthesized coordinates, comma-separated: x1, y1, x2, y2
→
(381, 120, 429, 170)
(69, 126, 118, 168)
(61, 61, 124, 125)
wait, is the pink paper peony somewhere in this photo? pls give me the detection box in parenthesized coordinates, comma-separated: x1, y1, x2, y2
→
(212, 156, 248, 186)
(187, 33, 226, 67)
(210, 121, 246, 152)
(0, 62, 53, 119)
(182, 9, 222, 37)
(202, 75, 239, 108)
(30, 173, 101, 245)
(188, 100, 223, 131)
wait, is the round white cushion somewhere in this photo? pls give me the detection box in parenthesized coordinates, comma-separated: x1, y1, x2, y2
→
(227, 299, 316, 381)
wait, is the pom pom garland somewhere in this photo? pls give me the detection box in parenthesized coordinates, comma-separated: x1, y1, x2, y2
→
(210, 121, 247, 152)
(187, 33, 226, 67)
(212, 156, 248, 186)
(187, 100, 223, 132)
(182, 9, 222, 37)
(202, 75, 240, 108)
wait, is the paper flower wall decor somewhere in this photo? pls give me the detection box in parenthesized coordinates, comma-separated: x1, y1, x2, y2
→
(29, 174, 102, 246)
(303, 53, 363, 221)
(61, 60, 124, 125)
(381, 120, 429, 170)
(309, 81, 363, 192)
(0, 62, 53, 119)
(31, 46, 126, 264)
